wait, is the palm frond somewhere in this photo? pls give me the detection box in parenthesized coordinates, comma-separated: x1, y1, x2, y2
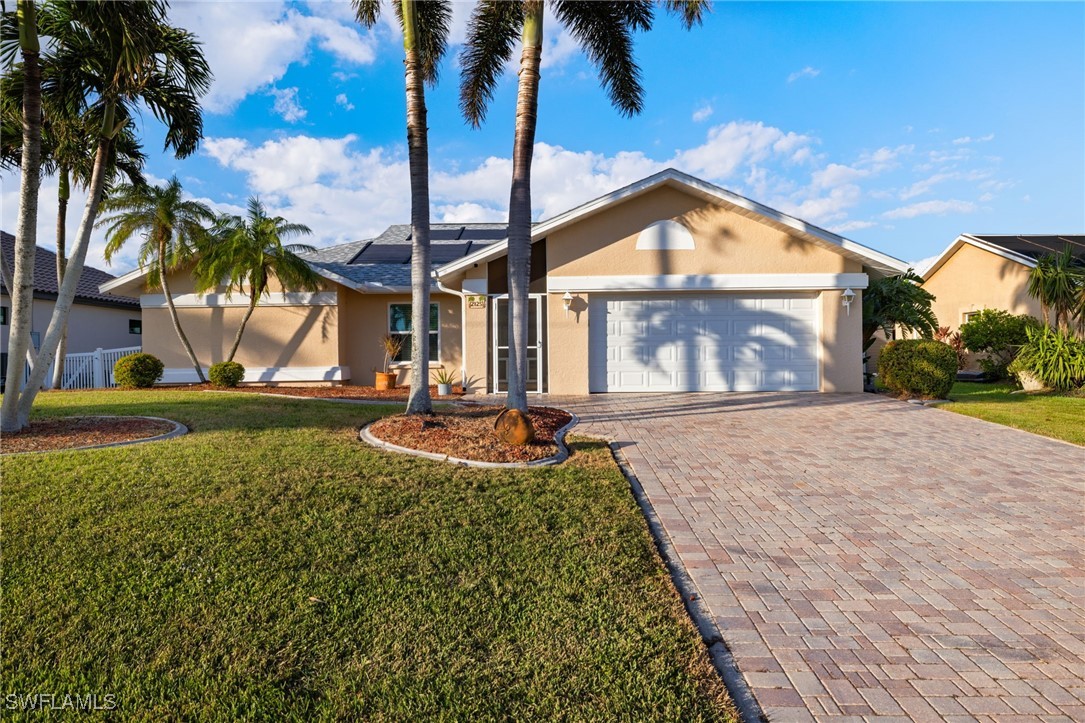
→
(662, 0, 711, 29)
(459, 0, 522, 127)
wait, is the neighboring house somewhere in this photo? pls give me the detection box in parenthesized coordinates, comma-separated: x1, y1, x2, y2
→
(100, 169, 908, 393)
(1, 231, 142, 382)
(922, 233, 1085, 332)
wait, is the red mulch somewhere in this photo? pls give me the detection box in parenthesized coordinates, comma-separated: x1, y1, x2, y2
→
(203, 384, 466, 401)
(1, 416, 175, 455)
(367, 406, 574, 463)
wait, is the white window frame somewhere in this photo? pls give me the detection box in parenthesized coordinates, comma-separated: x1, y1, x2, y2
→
(491, 294, 544, 394)
(387, 301, 440, 367)
(961, 310, 980, 324)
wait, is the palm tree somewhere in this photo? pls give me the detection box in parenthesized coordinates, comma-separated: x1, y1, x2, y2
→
(460, 0, 709, 413)
(0, 0, 44, 433)
(354, 0, 451, 415)
(195, 198, 320, 362)
(5, 0, 210, 431)
(98, 177, 214, 381)
(1027, 246, 1085, 335)
(861, 271, 938, 354)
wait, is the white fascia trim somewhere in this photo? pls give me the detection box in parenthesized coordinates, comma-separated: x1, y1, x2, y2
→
(160, 366, 350, 384)
(98, 266, 149, 295)
(435, 168, 909, 278)
(141, 292, 338, 308)
(546, 273, 869, 293)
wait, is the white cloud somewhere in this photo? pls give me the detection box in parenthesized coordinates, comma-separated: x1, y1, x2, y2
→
(787, 66, 821, 83)
(909, 254, 941, 275)
(335, 93, 355, 111)
(692, 103, 714, 123)
(269, 87, 307, 123)
(882, 199, 978, 219)
(170, 2, 377, 113)
(832, 219, 877, 233)
(952, 133, 995, 145)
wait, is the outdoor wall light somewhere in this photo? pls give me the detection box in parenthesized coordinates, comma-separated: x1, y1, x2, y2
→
(562, 291, 574, 316)
(841, 288, 856, 315)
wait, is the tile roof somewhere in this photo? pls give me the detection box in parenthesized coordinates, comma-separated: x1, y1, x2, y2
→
(1, 231, 139, 307)
(969, 234, 1085, 263)
(301, 223, 510, 290)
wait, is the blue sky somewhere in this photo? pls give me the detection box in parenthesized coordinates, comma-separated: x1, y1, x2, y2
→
(2, 1, 1082, 274)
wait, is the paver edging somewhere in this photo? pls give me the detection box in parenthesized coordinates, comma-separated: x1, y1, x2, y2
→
(607, 440, 766, 723)
(2, 415, 188, 456)
(358, 410, 579, 469)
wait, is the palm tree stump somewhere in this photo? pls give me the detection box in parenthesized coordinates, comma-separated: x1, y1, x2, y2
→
(494, 408, 535, 445)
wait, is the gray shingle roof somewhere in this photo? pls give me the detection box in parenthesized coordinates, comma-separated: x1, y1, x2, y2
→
(970, 234, 1085, 263)
(1, 231, 139, 307)
(301, 223, 510, 290)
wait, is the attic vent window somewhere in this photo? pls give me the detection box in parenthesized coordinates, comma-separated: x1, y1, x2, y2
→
(635, 220, 695, 250)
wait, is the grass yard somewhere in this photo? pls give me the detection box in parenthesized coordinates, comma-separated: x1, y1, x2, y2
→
(941, 381, 1085, 445)
(1, 390, 735, 721)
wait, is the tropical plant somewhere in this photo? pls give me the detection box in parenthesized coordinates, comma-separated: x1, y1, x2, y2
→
(209, 361, 246, 388)
(1027, 246, 1085, 335)
(1008, 325, 1085, 391)
(459, 0, 709, 413)
(380, 334, 404, 375)
(1, 0, 211, 432)
(877, 339, 958, 399)
(934, 326, 968, 371)
(861, 271, 938, 354)
(113, 352, 164, 389)
(433, 367, 457, 386)
(354, 0, 452, 416)
(98, 177, 215, 381)
(958, 309, 1037, 380)
(195, 198, 319, 362)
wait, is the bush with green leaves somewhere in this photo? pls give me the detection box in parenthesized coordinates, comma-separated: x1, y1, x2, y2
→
(877, 339, 958, 399)
(113, 353, 165, 389)
(958, 309, 1038, 380)
(209, 361, 246, 388)
(1008, 326, 1085, 391)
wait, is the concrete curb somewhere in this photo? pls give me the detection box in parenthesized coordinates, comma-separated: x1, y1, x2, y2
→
(358, 410, 579, 469)
(608, 441, 766, 723)
(3, 416, 189, 457)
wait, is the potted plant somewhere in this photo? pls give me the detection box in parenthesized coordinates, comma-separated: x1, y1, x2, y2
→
(375, 334, 403, 390)
(433, 368, 456, 396)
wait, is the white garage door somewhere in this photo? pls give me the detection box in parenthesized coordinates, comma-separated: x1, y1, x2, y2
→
(589, 293, 819, 392)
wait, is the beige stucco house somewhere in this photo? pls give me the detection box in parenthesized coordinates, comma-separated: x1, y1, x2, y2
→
(100, 169, 909, 394)
(921, 234, 1085, 332)
(2, 232, 142, 384)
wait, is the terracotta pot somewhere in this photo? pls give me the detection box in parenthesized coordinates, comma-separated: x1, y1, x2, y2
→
(374, 371, 397, 390)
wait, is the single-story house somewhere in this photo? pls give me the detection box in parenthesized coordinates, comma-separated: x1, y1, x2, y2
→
(921, 233, 1085, 332)
(2, 231, 142, 382)
(100, 169, 909, 393)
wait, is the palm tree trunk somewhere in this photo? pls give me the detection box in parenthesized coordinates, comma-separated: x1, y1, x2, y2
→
(504, 1, 543, 413)
(159, 234, 206, 382)
(402, 0, 433, 416)
(226, 292, 259, 363)
(1, 0, 43, 433)
(51, 167, 70, 389)
(16, 139, 111, 424)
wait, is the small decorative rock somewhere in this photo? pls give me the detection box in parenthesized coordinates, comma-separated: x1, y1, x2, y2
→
(493, 409, 535, 445)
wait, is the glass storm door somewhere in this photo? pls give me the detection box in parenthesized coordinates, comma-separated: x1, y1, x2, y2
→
(493, 295, 542, 393)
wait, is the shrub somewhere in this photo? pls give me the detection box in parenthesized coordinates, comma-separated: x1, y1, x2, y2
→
(958, 309, 1037, 380)
(209, 361, 246, 388)
(934, 326, 968, 370)
(877, 339, 958, 399)
(113, 353, 164, 389)
(1008, 326, 1085, 391)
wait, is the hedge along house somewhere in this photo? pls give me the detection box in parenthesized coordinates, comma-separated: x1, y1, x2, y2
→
(100, 169, 908, 392)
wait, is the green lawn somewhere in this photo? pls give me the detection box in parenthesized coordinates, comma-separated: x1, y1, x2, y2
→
(1, 390, 734, 721)
(941, 381, 1085, 445)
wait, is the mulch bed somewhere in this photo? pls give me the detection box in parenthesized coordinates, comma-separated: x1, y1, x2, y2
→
(367, 406, 574, 463)
(2, 416, 175, 455)
(201, 384, 466, 401)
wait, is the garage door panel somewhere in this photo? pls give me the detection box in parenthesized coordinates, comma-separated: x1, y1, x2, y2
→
(590, 293, 820, 392)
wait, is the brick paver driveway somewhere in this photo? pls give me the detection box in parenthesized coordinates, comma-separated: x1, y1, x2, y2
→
(561, 393, 1084, 721)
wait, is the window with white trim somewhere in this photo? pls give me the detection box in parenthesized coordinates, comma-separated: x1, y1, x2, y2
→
(962, 310, 980, 324)
(389, 303, 439, 363)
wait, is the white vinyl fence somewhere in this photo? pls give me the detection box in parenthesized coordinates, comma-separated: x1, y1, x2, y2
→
(21, 345, 142, 390)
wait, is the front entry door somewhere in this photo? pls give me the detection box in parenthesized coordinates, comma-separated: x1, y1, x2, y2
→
(493, 295, 543, 393)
